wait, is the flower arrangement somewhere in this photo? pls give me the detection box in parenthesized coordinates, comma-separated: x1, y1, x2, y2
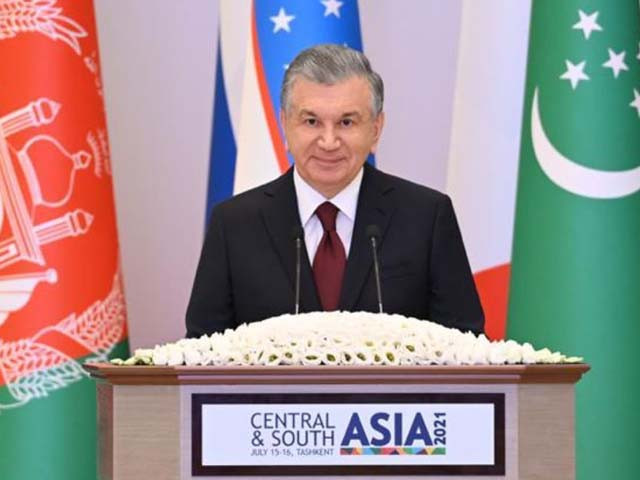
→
(110, 311, 582, 367)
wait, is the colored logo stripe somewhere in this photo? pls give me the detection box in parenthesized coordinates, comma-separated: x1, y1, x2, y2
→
(340, 447, 447, 455)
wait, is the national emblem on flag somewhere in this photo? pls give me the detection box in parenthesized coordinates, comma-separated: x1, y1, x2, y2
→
(0, 1, 128, 478)
(508, 1, 640, 478)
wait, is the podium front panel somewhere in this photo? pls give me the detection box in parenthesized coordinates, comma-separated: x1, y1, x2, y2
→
(88, 364, 585, 480)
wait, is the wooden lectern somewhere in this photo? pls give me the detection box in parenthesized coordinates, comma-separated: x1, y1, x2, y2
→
(86, 363, 588, 480)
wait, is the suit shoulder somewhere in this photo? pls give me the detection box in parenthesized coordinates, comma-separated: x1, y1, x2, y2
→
(209, 172, 288, 219)
(373, 167, 450, 204)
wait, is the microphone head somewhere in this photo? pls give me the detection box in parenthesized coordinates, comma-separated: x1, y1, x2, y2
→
(366, 224, 381, 240)
(291, 225, 304, 240)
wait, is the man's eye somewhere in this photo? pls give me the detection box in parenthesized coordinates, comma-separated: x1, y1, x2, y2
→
(304, 118, 317, 126)
(340, 118, 353, 127)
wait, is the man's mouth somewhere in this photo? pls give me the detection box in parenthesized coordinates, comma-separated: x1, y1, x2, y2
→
(312, 155, 344, 164)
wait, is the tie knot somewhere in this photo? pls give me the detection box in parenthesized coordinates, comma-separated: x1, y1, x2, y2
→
(315, 202, 339, 232)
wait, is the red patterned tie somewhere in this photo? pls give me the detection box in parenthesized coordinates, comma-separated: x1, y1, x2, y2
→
(312, 202, 346, 311)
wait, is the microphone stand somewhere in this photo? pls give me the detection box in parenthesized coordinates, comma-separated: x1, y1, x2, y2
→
(366, 225, 384, 314)
(291, 226, 303, 314)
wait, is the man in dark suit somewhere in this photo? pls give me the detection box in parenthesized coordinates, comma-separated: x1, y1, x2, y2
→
(186, 44, 483, 337)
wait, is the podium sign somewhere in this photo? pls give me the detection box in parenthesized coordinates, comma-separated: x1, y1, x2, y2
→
(192, 393, 505, 476)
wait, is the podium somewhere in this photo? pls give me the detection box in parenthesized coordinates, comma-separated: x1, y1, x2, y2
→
(86, 363, 589, 480)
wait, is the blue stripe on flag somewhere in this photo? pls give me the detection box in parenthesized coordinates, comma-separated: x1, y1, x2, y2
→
(206, 39, 237, 223)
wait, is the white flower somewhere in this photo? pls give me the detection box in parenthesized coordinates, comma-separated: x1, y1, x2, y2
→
(133, 348, 154, 360)
(152, 345, 169, 366)
(565, 356, 583, 363)
(454, 346, 473, 365)
(208, 349, 228, 366)
(220, 349, 243, 365)
(468, 342, 489, 364)
(488, 342, 508, 364)
(382, 349, 400, 366)
(399, 354, 417, 365)
(340, 350, 356, 365)
(521, 343, 537, 364)
(353, 350, 372, 365)
(112, 311, 583, 367)
(323, 351, 340, 366)
(301, 350, 322, 366)
(534, 348, 554, 363)
(166, 345, 184, 366)
(262, 349, 282, 366)
(194, 335, 212, 353)
(439, 348, 457, 365)
(200, 349, 216, 365)
(504, 340, 523, 364)
(184, 347, 203, 366)
(371, 351, 385, 365)
(278, 349, 299, 365)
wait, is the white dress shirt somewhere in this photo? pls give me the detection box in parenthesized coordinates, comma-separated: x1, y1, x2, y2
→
(293, 166, 363, 263)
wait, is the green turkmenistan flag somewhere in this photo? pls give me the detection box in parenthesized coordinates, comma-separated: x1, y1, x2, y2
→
(508, 1, 640, 479)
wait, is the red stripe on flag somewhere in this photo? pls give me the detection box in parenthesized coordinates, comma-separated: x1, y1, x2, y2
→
(473, 263, 510, 340)
(251, 1, 289, 174)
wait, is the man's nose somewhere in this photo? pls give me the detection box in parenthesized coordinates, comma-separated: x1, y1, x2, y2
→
(317, 126, 340, 150)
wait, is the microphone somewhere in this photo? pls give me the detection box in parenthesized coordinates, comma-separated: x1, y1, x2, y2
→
(365, 225, 384, 314)
(291, 226, 304, 314)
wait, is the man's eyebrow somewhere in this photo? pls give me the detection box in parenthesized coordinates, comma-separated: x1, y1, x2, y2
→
(297, 109, 364, 118)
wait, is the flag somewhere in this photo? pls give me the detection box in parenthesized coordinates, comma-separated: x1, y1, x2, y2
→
(446, 0, 531, 339)
(0, 1, 129, 478)
(206, 0, 366, 219)
(508, 1, 640, 478)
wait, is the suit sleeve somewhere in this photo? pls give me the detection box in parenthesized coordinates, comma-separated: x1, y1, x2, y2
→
(185, 207, 236, 337)
(428, 195, 485, 335)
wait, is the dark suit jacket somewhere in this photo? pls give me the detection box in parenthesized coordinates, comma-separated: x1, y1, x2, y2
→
(186, 164, 484, 337)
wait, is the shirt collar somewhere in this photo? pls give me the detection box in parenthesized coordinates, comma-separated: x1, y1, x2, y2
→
(293, 166, 363, 226)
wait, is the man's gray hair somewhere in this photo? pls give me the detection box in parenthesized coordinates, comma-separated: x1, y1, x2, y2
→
(280, 44, 384, 116)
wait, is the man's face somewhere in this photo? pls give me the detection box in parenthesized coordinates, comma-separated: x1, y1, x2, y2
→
(280, 75, 384, 198)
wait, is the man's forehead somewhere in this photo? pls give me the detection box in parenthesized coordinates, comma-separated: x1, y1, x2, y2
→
(287, 76, 372, 114)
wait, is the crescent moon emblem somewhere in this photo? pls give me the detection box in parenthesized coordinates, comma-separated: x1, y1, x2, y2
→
(531, 87, 640, 199)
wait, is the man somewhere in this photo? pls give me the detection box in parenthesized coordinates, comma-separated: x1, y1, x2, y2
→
(186, 44, 483, 337)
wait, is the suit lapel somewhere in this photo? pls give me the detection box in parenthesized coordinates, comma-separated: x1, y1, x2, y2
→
(339, 164, 395, 310)
(261, 169, 321, 312)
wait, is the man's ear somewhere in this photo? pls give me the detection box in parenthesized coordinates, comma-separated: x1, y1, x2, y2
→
(279, 109, 289, 150)
(370, 111, 385, 154)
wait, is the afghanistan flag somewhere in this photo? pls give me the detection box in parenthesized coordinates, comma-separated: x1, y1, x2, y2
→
(0, 1, 129, 478)
(508, 1, 640, 478)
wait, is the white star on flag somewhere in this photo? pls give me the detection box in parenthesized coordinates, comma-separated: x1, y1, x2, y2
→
(560, 60, 590, 89)
(630, 89, 640, 117)
(602, 49, 628, 78)
(572, 10, 602, 40)
(270, 7, 295, 33)
(321, 0, 343, 18)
